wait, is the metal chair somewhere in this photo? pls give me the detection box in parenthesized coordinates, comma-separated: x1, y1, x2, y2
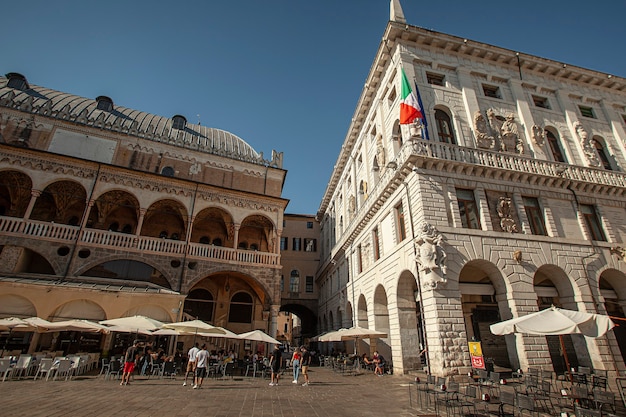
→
(516, 392, 537, 417)
(49, 358, 73, 381)
(0, 358, 14, 382)
(98, 358, 110, 378)
(160, 361, 176, 379)
(33, 358, 53, 380)
(105, 359, 122, 380)
(574, 404, 601, 417)
(12, 355, 32, 379)
(593, 390, 616, 415)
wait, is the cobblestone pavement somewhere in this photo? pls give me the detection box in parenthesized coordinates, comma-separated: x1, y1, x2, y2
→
(0, 367, 436, 417)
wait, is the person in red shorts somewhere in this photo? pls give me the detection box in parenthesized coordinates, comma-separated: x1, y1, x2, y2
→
(121, 340, 140, 386)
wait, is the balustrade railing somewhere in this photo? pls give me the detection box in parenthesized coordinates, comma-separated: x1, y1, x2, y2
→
(0, 216, 278, 266)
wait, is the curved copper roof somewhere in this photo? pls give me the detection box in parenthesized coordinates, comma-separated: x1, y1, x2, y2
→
(0, 74, 267, 165)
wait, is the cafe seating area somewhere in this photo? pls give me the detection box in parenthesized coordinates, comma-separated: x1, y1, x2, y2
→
(408, 366, 626, 417)
(1, 351, 101, 382)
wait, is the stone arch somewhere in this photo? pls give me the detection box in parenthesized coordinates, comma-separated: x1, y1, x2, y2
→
(191, 206, 235, 247)
(534, 264, 589, 374)
(336, 307, 343, 329)
(30, 179, 87, 224)
(598, 268, 626, 367)
(238, 214, 276, 253)
(1, 246, 57, 275)
(184, 271, 272, 332)
(328, 310, 335, 330)
(49, 299, 106, 321)
(280, 303, 318, 343)
(591, 135, 614, 170)
(397, 270, 422, 371)
(90, 189, 140, 232)
(142, 198, 188, 240)
(373, 284, 391, 361)
(0, 294, 37, 317)
(458, 259, 515, 370)
(345, 302, 354, 328)
(0, 169, 32, 217)
(357, 294, 368, 328)
(75, 255, 173, 290)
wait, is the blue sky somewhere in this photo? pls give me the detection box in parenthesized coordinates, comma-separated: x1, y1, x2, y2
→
(2, 1, 624, 215)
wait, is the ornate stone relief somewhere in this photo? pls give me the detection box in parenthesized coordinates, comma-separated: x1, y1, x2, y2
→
(497, 196, 518, 233)
(473, 110, 495, 150)
(500, 113, 523, 154)
(414, 222, 447, 288)
(573, 121, 601, 167)
(610, 246, 626, 262)
(532, 124, 545, 146)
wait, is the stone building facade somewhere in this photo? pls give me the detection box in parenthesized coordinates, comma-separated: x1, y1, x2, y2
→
(316, 0, 626, 377)
(0, 72, 288, 354)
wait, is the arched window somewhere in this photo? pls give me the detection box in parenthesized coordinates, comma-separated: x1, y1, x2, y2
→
(289, 269, 300, 293)
(435, 109, 456, 144)
(238, 242, 248, 250)
(184, 289, 215, 322)
(546, 130, 566, 163)
(108, 222, 119, 232)
(212, 238, 222, 246)
(161, 166, 175, 177)
(593, 138, 613, 170)
(199, 236, 210, 244)
(228, 292, 253, 323)
(95, 96, 114, 112)
(172, 115, 187, 130)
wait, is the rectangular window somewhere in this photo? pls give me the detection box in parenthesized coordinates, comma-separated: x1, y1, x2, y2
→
(306, 221, 313, 229)
(579, 105, 596, 118)
(357, 244, 363, 273)
(580, 204, 607, 241)
(395, 203, 407, 242)
(290, 275, 300, 292)
(280, 237, 288, 251)
(292, 237, 302, 251)
(622, 114, 626, 125)
(284, 323, 288, 333)
(532, 95, 551, 109)
(426, 72, 445, 86)
(305, 276, 314, 293)
(280, 275, 284, 292)
(457, 188, 481, 229)
(522, 196, 547, 236)
(372, 227, 380, 261)
(304, 238, 317, 252)
(482, 84, 501, 99)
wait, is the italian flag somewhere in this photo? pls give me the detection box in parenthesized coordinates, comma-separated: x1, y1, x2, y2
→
(400, 68, 423, 124)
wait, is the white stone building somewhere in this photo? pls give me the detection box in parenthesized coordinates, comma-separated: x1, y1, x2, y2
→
(315, 0, 626, 377)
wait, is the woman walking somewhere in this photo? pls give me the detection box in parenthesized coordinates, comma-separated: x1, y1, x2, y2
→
(291, 347, 302, 384)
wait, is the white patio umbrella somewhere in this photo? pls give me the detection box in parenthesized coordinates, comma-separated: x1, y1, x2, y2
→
(337, 326, 388, 341)
(152, 328, 185, 336)
(107, 325, 153, 336)
(163, 319, 226, 335)
(490, 305, 615, 373)
(45, 319, 111, 334)
(100, 315, 165, 332)
(202, 327, 240, 339)
(0, 317, 53, 356)
(237, 329, 280, 345)
(318, 328, 348, 342)
(490, 306, 615, 338)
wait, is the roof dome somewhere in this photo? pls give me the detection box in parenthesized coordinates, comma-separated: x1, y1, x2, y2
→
(0, 74, 263, 164)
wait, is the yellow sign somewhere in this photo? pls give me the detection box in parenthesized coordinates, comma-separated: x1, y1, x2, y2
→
(468, 341, 483, 356)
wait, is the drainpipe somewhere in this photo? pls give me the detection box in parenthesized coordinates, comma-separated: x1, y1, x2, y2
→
(177, 183, 199, 293)
(61, 163, 101, 281)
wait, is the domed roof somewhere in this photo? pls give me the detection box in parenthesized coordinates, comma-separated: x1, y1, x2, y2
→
(0, 74, 264, 164)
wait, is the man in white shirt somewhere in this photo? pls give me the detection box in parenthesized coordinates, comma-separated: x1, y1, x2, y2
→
(193, 344, 209, 389)
(183, 342, 199, 387)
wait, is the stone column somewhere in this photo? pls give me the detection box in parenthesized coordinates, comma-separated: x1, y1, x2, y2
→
(22, 189, 41, 220)
(135, 209, 146, 236)
(269, 304, 280, 339)
(232, 223, 240, 248)
(456, 67, 481, 148)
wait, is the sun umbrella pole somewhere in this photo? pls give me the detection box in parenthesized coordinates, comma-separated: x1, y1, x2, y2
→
(559, 334, 572, 382)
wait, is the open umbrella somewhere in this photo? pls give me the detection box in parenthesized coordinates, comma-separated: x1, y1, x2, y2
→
(163, 319, 226, 335)
(490, 305, 615, 374)
(100, 315, 165, 332)
(490, 306, 615, 338)
(337, 326, 388, 341)
(46, 319, 111, 333)
(237, 330, 280, 345)
(203, 327, 240, 339)
(107, 325, 153, 335)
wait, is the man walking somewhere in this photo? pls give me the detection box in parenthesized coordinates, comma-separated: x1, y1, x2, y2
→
(183, 342, 199, 386)
(193, 344, 209, 389)
(120, 340, 140, 386)
(300, 345, 311, 386)
(268, 343, 282, 386)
